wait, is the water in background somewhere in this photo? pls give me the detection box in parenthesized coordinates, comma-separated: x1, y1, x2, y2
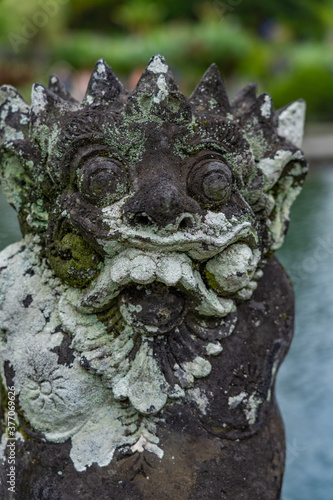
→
(276, 167, 333, 500)
(0, 168, 332, 499)
(0, 195, 22, 250)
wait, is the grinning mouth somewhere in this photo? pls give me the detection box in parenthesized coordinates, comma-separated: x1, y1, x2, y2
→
(77, 223, 260, 322)
(78, 248, 235, 318)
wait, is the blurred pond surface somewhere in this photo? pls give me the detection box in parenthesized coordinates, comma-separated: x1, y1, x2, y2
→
(276, 166, 333, 500)
(0, 167, 332, 499)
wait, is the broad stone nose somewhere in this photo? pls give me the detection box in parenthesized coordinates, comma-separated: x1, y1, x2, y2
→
(124, 180, 202, 227)
(149, 183, 184, 220)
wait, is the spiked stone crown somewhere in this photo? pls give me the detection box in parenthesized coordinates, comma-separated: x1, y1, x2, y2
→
(0, 55, 307, 255)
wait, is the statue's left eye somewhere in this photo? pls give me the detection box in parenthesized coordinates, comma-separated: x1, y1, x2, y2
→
(188, 159, 232, 208)
(78, 157, 128, 206)
(202, 164, 232, 203)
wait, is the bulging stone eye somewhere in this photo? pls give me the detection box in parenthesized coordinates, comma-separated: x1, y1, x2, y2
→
(188, 158, 232, 207)
(202, 163, 232, 202)
(78, 156, 128, 206)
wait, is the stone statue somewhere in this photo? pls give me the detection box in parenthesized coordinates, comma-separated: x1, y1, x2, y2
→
(0, 55, 307, 499)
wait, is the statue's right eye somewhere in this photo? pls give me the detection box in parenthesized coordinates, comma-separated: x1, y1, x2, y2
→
(78, 156, 129, 206)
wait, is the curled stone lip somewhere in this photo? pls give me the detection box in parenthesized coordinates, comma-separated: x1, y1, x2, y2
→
(78, 248, 236, 318)
(99, 219, 258, 261)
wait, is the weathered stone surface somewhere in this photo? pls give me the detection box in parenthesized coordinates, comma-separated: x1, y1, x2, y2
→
(0, 55, 307, 499)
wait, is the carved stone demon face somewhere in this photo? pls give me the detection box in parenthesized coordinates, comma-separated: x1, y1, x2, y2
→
(0, 56, 307, 470)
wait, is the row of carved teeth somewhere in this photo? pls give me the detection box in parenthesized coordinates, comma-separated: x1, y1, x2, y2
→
(78, 248, 235, 318)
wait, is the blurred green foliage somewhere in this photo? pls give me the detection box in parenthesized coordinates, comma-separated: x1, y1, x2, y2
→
(0, 0, 333, 121)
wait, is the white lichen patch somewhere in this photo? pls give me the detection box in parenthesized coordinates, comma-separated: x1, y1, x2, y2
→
(244, 393, 262, 425)
(228, 390, 263, 425)
(277, 100, 305, 148)
(131, 434, 164, 459)
(112, 341, 168, 415)
(59, 290, 111, 353)
(174, 368, 194, 389)
(153, 75, 169, 104)
(206, 342, 223, 356)
(31, 84, 48, 115)
(205, 243, 261, 294)
(147, 55, 168, 74)
(187, 387, 209, 415)
(269, 177, 303, 250)
(0, 238, 159, 472)
(260, 94, 272, 119)
(258, 149, 294, 191)
(86, 95, 94, 105)
(0, 87, 28, 143)
(228, 391, 247, 409)
(97, 61, 106, 74)
(50, 76, 58, 85)
(182, 356, 212, 378)
(70, 404, 134, 472)
(99, 202, 257, 263)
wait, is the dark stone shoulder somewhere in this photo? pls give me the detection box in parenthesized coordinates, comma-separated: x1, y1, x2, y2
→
(168, 255, 294, 439)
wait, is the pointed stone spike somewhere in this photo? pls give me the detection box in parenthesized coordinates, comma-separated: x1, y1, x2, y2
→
(127, 55, 191, 121)
(146, 54, 170, 75)
(0, 86, 30, 143)
(31, 82, 61, 114)
(83, 59, 124, 106)
(132, 54, 179, 96)
(0, 85, 29, 111)
(276, 99, 306, 148)
(48, 75, 77, 102)
(231, 83, 257, 111)
(189, 63, 231, 114)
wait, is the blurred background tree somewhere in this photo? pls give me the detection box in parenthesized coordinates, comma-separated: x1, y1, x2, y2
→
(1, 4, 333, 500)
(0, 0, 333, 119)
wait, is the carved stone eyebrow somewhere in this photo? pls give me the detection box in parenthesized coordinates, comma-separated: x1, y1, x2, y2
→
(176, 140, 231, 157)
(54, 115, 146, 181)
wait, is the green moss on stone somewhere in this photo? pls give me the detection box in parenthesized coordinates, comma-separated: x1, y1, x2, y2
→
(48, 232, 102, 288)
(204, 269, 224, 293)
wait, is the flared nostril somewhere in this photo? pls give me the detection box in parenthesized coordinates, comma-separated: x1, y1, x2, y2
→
(125, 211, 154, 227)
(177, 215, 194, 231)
(126, 210, 195, 231)
(131, 213, 153, 227)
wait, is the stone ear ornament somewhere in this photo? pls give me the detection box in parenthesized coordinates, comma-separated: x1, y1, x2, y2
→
(0, 55, 307, 498)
